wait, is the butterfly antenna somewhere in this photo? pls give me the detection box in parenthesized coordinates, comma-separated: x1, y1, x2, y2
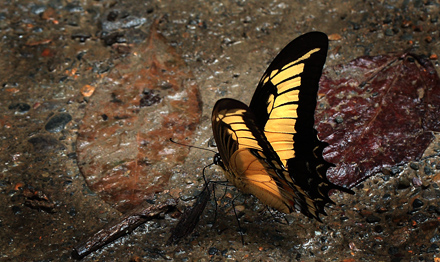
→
(169, 138, 217, 154)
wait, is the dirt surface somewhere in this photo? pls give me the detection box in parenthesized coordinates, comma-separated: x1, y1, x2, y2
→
(1, 0, 440, 261)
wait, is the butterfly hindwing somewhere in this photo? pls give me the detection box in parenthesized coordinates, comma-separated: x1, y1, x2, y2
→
(212, 98, 306, 214)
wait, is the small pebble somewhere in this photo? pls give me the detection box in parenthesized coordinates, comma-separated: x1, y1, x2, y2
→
(208, 247, 219, 255)
(413, 25, 423, 32)
(8, 103, 30, 113)
(412, 199, 424, 209)
(409, 162, 419, 170)
(422, 191, 436, 200)
(384, 28, 394, 36)
(425, 36, 433, 43)
(427, 205, 440, 214)
(64, 3, 83, 13)
(71, 33, 91, 42)
(427, 243, 439, 253)
(366, 215, 381, 223)
(397, 178, 411, 189)
(101, 15, 147, 32)
(68, 207, 77, 217)
(401, 34, 413, 41)
(80, 85, 95, 97)
(334, 115, 343, 124)
(383, 16, 392, 24)
(376, 206, 388, 213)
(430, 234, 440, 243)
(424, 166, 433, 175)
(351, 22, 360, 30)
(328, 33, 342, 41)
(67, 152, 77, 159)
(374, 225, 383, 233)
(234, 205, 245, 212)
(412, 177, 422, 187)
(401, 20, 412, 28)
(12, 206, 22, 215)
(388, 246, 399, 255)
(410, 213, 428, 224)
(140, 89, 161, 107)
(45, 113, 72, 133)
(28, 135, 65, 152)
(382, 193, 391, 200)
(390, 166, 402, 176)
(30, 4, 47, 15)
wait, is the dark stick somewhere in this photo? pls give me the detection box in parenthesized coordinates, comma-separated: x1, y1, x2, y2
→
(72, 199, 176, 259)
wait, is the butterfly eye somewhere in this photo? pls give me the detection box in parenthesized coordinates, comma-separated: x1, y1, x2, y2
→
(213, 153, 225, 169)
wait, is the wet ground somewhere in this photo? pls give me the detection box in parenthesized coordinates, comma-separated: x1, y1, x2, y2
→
(1, 0, 440, 261)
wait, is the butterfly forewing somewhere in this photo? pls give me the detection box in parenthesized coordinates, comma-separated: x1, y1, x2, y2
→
(250, 32, 329, 166)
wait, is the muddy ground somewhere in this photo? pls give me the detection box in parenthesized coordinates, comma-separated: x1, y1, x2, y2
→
(1, 0, 440, 261)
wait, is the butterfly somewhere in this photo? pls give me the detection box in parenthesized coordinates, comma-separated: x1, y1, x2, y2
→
(211, 32, 354, 221)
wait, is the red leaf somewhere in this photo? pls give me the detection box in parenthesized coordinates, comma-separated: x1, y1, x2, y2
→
(316, 53, 440, 187)
(77, 24, 201, 212)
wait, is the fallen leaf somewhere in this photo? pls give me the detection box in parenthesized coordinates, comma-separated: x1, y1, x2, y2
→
(316, 53, 440, 187)
(77, 24, 201, 212)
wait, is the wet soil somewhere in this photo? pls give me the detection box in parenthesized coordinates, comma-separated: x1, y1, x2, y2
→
(1, 0, 440, 261)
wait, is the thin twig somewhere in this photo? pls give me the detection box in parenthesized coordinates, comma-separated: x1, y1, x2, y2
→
(72, 198, 176, 259)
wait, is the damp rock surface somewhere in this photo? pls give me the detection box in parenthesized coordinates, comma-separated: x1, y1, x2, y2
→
(0, 0, 439, 261)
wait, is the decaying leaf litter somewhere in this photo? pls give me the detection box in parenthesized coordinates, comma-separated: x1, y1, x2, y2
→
(76, 23, 201, 213)
(317, 53, 440, 188)
(1, 0, 440, 261)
